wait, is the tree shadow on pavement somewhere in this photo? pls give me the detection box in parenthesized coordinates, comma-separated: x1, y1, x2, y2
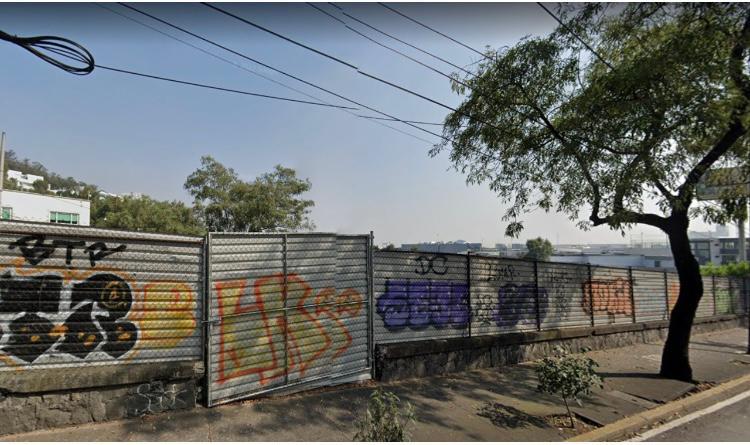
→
(477, 402, 549, 429)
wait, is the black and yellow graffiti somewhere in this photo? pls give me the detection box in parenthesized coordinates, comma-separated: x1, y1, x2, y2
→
(0, 273, 138, 363)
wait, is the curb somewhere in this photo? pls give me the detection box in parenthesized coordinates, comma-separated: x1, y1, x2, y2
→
(567, 372, 750, 442)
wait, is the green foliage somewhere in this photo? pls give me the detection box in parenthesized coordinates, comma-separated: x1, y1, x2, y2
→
(525, 237, 554, 261)
(701, 261, 750, 277)
(3, 149, 99, 198)
(91, 195, 205, 236)
(536, 347, 602, 427)
(354, 388, 416, 442)
(184, 155, 315, 232)
(433, 4, 750, 237)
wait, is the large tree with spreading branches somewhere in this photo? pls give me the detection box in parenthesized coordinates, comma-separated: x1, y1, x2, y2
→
(433, 3, 750, 381)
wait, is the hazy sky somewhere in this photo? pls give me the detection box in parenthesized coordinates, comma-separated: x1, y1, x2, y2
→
(0, 2, 720, 245)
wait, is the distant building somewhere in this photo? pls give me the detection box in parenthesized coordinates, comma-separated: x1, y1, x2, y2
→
(690, 237, 749, 265)
(0, 190, 90, 226)
(400, 241, 482, 254)
(6, 169, 45, 191)
(549, 253, 676, 270)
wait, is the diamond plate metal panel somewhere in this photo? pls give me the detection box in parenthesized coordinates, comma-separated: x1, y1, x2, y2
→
(0, 222, 203, 371)
(207, 233, 370, 406)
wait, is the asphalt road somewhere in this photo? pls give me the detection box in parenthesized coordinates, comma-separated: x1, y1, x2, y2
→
(647, 392, 750, 441)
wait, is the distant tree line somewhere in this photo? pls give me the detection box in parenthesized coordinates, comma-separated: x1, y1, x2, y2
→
(3, 152, 314, 236)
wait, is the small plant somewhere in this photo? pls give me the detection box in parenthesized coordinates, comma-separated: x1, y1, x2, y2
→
(354, 388, 416, 442)
(536, 346, 602, 428)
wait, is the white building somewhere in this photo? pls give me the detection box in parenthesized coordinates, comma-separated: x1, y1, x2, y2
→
(0, 190, 90, 226)
(6, 169, 45, 191)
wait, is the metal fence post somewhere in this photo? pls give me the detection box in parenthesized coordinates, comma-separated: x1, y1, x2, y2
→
(534, 260, 542, 331)
(282, 234, 289, 385)
(663, 271, 670, 320)
(367, 231, 374, 369)
(204, 232, 212, 407)
(628, 267, 636, 324)
(713, 275, 718, 316)
(729, 278, 734, 314)
(587, 264, 595, 327)
(466, 252, 472, 338)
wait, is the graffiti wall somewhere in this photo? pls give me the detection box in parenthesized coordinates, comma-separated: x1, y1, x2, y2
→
(374, 251, 748, 345)
(0, 222, 203, 370)
(207, 233, 370, 406)
(373, 251, 469, 343)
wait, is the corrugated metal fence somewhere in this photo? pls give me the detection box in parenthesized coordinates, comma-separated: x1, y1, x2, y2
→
(0, 221, 203, 370)
(205, 233, 372, 406)
(0, 220, 746, 406)
(374, 250, 749, 344)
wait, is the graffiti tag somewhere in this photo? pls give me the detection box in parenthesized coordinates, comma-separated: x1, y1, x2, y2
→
(413, 255, 449, 275)
(376, 279, 469, 329)
(8, 234, 127, 266)
(582, 278, 633, 317)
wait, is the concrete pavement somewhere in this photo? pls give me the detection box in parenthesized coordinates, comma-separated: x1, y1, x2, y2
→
(4, 327, 750, 442)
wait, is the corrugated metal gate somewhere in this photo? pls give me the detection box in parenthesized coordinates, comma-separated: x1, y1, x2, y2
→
(0, 222, 203, 371)
(206, 233, 372, 406)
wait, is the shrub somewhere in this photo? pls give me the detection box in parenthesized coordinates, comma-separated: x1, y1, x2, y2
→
(354, 388, 416, 441)
(536, 346, 602, 428)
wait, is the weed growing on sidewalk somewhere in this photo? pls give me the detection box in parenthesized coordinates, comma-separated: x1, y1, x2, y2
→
(354, 388, 416, 441)
(536, 346, 602, 428)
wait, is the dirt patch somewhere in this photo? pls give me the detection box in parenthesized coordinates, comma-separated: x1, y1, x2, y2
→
(544, 414, 596, 437)
(477, 402, 549, 429)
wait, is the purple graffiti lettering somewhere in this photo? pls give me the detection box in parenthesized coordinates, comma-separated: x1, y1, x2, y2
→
(376, 280, 469, 330)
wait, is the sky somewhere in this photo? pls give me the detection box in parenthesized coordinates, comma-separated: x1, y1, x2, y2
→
(0, 1, 722, 246)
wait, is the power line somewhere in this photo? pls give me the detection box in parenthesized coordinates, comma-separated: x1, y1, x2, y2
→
(0, 29, 95, 74)
(378, 2, 489, 60)
(97, 3, 435, 144)
(536, 2, 614, 70)
(356, 115, 444, 126)
(199, 3, 484, 128)
(331, 3, 475, 77)
(118, 2, 447, 142)
(307, 3, 469, 87)
(94, 65, 358, 108)
(201, 2, 358, 70)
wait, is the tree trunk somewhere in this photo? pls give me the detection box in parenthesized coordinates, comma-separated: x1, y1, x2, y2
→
(660, 215, 703, 382)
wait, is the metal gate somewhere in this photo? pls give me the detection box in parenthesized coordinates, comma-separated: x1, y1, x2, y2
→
(205, 233, 372, 406)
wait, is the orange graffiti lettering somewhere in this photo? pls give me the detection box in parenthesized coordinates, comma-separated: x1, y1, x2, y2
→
(583, 278, 633, 316)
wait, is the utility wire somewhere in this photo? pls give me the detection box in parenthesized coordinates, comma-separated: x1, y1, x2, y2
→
(97, 3, 435, 144)
(94, 65, 357, 108)
(356, 115, 444, 126)
(329, 2, 474, 77)
(203, 3, 508, 135)
(536, 2, 614, 70)
(307, 3, 469, 87)
(117, 3, 448, 141)
(199, 3, 487, 129)
(378, 2, 489, 60)
(201, 2, 358, 70)
(0, 29, 95, 74)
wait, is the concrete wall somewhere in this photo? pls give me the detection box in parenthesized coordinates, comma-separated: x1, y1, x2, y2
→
(0, 190, 91, 226)
(375, 315, 744, 381)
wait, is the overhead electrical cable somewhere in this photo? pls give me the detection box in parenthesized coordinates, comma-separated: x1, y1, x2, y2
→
(306, 2, 469, 87)
(97, 3, 434, 144)
(378, 2, 489, 60)
(118, 2, 449, 142)
(0, 29, 94, 74)
(536, 2, 614, 70)
(202, 3, 509, 135)
(327, 2, 474, 77)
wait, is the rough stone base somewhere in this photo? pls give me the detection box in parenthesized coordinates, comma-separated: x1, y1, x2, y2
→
(375, 316, 745, 382)
(0, 362, 201, 436)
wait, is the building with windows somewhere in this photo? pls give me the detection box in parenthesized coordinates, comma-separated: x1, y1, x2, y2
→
(689, 237, 749, 265)
(6, 169, 45, 191)
(0, 189, 90, 226)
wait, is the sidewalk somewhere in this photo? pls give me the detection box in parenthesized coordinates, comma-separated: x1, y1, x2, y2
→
(4, 328, 750, 442)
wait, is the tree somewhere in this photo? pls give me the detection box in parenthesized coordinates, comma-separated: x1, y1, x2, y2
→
(536, 347, 601, 428)
(184, 156, 315, 232)
(525, 237, 554, 261)
(91, 195, 205, 236)
(433, 3, 750, 381)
